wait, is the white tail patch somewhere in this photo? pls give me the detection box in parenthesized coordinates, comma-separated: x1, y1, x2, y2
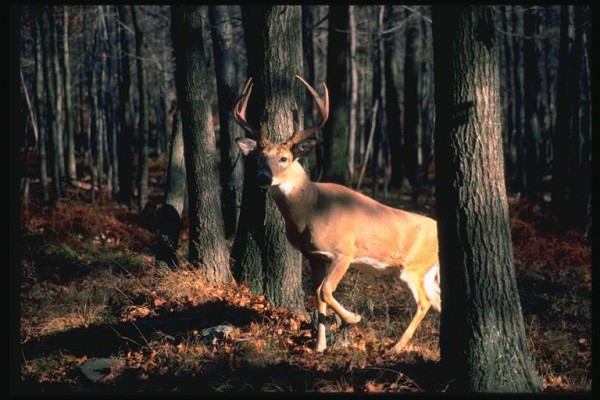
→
(424, 263, 441, 312)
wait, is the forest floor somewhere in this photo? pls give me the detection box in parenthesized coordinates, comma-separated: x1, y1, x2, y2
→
(17, 157, 592, 394)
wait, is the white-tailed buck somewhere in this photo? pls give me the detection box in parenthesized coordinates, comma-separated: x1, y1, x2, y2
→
(234, 76, 441, 353)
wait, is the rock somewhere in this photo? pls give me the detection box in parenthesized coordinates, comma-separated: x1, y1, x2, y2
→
(199, 324, 234, 345)
(77, 358, 125, 383)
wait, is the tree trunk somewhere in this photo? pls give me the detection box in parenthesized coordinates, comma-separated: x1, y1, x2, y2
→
(171, 5, 232, 284)
(40, 6, 62, 200)
(62, 6, 76, 184)
(568, 5, 590, 233)
(432, 5, 542, 392)
(156, 111, 186, 265)
(500, 6, 516, 185)
(347, 5, 358, 184)
(323, 5, 350, 184)
(511, 7, 526, 195)
(208, 4, 245, 239)
(551, 5, 572, 225)
(420, 6, 434, 193)
(131, 5, 149, 212)
(302, 5, 320, 181)
(104, 6, 120, 197)
(50, 6, 66, 188)
(34, 10, 49, 204)
(523, 6, 543, 200)
(404, 7, 420, 200)
(232, 5, 305, 313)
(117, 5, 134, 206)
(384, 5, 404, 190)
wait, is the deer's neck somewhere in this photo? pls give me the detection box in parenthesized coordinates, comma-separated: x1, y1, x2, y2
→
(269, 162, 317, 239)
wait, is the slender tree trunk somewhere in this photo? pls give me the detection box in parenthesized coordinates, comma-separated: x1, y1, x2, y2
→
(404, 7, 420, 200)
(420, 6, 434, 193)
(117, 5, 134, 206)
(432, 5, 542, 392)
(323, 5, 350, 184)
(232, 5, 305, 313)
(62, 6, 76, 184)
(209, 4, 245, 238)
(172, 5, 232, 284)
(568, 5, 590, 232)
(156, 111, 186, 265)
(34, 9, 49, 204)
(551, 5, 572, 225)
(384, 5, 404, 190)
(523, 6, 543, 200)
(40, 6, 62, 200)
(104, 6, 120, 197)
(500, 6, 516, 185)
(131, 5, 149, 211)
(302, 5, 320, 181)
(347, 5, 358, 185)
(50, 7, 66, 187)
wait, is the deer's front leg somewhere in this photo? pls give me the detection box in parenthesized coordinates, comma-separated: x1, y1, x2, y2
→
(318, 254, 361, 325)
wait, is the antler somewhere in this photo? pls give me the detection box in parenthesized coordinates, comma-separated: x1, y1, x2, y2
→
(283, 75, 330, 148)
(232, 78, 270, 147)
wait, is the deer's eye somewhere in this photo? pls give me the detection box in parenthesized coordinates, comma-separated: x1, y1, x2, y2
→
(279, 156, 288, 163)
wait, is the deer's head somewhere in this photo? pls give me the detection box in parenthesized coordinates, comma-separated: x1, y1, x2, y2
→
(234, 76, 329, 189)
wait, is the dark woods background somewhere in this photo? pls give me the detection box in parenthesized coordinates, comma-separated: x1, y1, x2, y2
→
(12, 5, 593, 394)
(17, 5, 591, 237)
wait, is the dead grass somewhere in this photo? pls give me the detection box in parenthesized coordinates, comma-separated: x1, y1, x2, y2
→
(18, 184, 592, 393)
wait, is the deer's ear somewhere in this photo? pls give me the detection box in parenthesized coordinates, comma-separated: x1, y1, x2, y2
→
(291, 138, 317, 160)
(236, 138, 259, 158)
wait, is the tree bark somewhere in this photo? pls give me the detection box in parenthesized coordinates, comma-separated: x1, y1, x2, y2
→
(323, 5, 350, 184)
(117, 5, 134, 206)
(523, 6, 543, 200)
(208, 4, 245, 239)
(384, 5, 404, 190)
(403, 7, 420, 199)
(62, 6, 77, 184)
(232, 5, 305, 313)
(40, 6, 62, 200)
(432, 5, 542, 392)
(33, 9, 49, 204)
(551, 5, 572, 225)
(131, 5, 149, 211)
(171, 5, 232, 284)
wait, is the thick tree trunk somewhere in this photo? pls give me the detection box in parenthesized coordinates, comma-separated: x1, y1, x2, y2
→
(208, 4, 245, 239)
(432, 5, 542, 392)
(171, 5, 232, 284)
(131, 5, 149, 212)
(232, 5, 305, 313)
(323, 5, 350, 184)
(117, 5, 134, 206)
(156, 111, 186, 265)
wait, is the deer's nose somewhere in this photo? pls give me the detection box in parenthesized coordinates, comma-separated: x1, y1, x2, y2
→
(257, 170, 272, 187)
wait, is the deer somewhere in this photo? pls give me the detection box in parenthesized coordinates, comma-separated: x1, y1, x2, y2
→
(233, 76, 441, 353)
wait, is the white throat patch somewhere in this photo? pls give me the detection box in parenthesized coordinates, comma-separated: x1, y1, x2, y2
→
(276, 181, 296, 196)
